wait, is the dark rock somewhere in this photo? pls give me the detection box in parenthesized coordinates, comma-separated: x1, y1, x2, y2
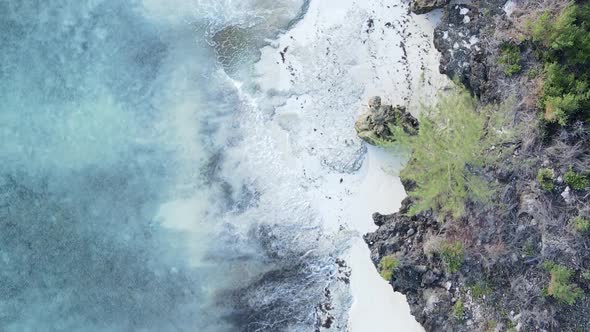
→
(497, 168, 513, 182)
(372, 212, 387, 226)
(432, 1, 506, 100)
(411, 0, 449, 14)
(422, 270, 440, 286)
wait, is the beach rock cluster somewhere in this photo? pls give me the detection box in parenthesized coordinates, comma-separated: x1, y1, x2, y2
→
(354, 96, 418, 145)
(411, 0, 449, 14)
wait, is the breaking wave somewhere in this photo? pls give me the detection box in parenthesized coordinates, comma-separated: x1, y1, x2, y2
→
(0, 0, 351, 331)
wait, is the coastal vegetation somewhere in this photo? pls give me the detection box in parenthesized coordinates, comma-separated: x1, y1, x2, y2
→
(392, 88, 494, 218)
(378, 255, 398, 280)
(439, 241, 464, 273)
(536, 168, 555, 191)
(469, 281, 492, 299)
(528, 3, 590, 125)
(452, 299, 464, 321)
(497, 42, 522, 77)
(571, 215, 590, 234)
(563, 167, 588, 190)
(542, 261, 584, 305)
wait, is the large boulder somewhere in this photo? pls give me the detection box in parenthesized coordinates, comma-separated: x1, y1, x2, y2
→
(354, 96, 418, 145)
(411, 0, 449, 14)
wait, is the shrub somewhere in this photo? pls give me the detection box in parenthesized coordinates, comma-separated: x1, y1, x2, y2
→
(529, 4, 590, 64)
(379, 256, 398, 280)
(469, 281, 492, 299)
(581, 270, 590, 282)
(528, 11, 552, 45)
(452, 299, 465, 320)
(528, 4, 590, 125)
(440, 241, 464, 273)
(537, 168, 555, 191)
(541, 63, 589, 124)
(571, 216, 590, 234)
(393, 88, 493, 218)
(543, 261, 584, 305)
(527, 67, 542, 80)
(564, 167, 588, 190)
(506, 320, 517, 332)
(498, 42, 522, 76)
(484, 320, 497, 332)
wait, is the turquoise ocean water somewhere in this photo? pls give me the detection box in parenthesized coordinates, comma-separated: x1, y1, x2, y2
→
(0, 1, 352, 331)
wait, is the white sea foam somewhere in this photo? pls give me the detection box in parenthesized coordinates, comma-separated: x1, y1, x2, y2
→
(1, 0, 449, 330)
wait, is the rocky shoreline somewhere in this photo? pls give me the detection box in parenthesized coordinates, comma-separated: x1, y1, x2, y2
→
(363, 1, 590, 331)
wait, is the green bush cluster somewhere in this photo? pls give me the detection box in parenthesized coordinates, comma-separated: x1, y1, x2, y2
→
(469, 281, 492, 299)
(379, 256, 398, 280)
(528, 4, 590, 125)
(506, 320, 517, 332)
(452, 299, 465, 320)
(537, 168, 555, 191)
(542, 261, 584, 305)
(497, 42, 522, 76)
(440, 241, 464, 273)
(393, 88, 493, 218)
(542, 63, 590, 125)
(564, 167, 588, 190)
(571, 216, 590, 234)
(484, 320, 497, 332)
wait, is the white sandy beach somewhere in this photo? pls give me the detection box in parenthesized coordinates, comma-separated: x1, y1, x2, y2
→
(246, 0, 451, 330)
(346, 147, 422, 332)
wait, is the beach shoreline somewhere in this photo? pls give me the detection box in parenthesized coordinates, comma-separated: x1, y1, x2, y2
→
(249, 0, 450, 330)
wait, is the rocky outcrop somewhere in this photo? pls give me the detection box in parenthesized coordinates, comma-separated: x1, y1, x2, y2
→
(365, 186, 555, 331)
(364, 1, 590, 331)
(411, 0, 449, 14)
(354, 96, 418, 145)
(364, 198, 454, 331)
(432, 0, 506, 99)
(410, 0, 508, 98)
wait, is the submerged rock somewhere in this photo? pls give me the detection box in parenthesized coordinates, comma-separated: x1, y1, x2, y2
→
(411, 0, 449, 14)
(354, 96, 418, 145)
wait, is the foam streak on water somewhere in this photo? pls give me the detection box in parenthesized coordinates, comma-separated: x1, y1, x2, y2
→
(0, 1, 310, 331)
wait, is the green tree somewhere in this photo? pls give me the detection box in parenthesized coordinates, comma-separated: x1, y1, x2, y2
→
(529, 3, 590, 125)
(392, 88, 493, 218)
(543, 262, 584, 305)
